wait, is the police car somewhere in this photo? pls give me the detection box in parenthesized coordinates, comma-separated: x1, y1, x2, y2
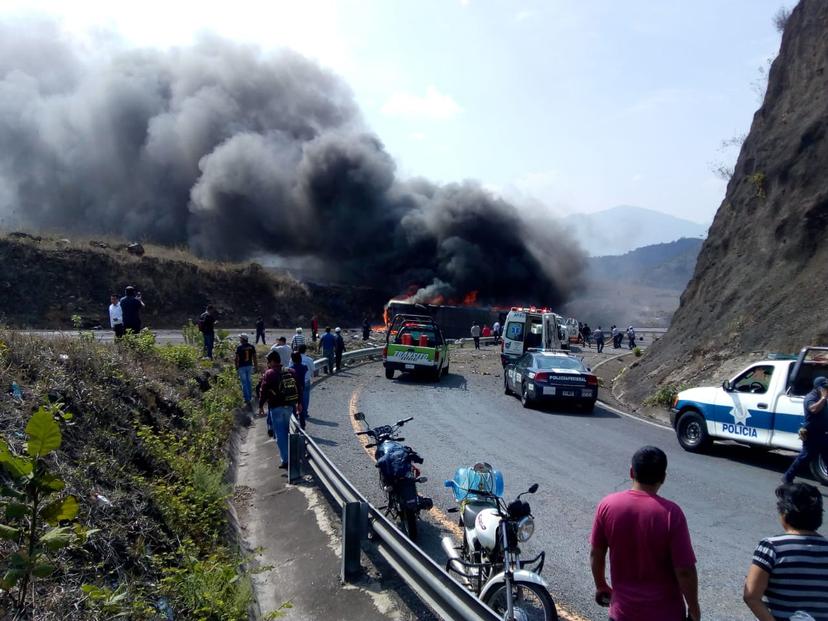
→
(671, 346, 828, 484)
(504, 350, 598, 412)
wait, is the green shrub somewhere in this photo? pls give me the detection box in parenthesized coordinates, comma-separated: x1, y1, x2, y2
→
(0, 405, 94, 611)
(157, 343, 199, 369)
(633, 346, 642, 357)
(160, 545, 253, 621)
(643, 383, 687, 409)
(183, 320, 204, 347)
(119, 328, 157, 355)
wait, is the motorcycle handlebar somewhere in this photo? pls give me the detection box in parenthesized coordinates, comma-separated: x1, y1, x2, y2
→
(397, 417, 414, 425)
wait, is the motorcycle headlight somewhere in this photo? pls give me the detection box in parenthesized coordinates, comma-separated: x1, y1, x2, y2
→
(516, 516, 534, 542)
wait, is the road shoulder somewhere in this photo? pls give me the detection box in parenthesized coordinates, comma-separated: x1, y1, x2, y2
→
(233, 416, 404, 621)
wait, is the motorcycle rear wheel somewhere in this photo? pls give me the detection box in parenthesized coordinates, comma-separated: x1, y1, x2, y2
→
(483, 580, 557, 621)
(401, 508, 418, 541)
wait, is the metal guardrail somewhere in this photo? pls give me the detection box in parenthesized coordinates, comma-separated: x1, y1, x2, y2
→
(288, 346, 501, 621)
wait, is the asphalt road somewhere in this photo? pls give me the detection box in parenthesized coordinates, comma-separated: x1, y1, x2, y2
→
(305, 345, 824, 621)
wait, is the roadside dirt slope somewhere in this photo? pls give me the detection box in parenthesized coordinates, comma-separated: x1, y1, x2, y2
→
(0, 234, 385, 328)
(619, 0, 828, 403)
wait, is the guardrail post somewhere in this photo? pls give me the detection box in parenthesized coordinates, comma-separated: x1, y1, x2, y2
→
(288, 432, 305, 484)
(341, 501, 368, 582)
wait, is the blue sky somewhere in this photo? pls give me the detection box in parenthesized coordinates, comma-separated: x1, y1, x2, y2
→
(1, 0, 795, 224)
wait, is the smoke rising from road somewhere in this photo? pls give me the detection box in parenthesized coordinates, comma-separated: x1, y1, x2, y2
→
(0, 19, 586, 306)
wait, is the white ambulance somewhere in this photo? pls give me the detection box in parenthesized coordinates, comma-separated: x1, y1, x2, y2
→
(499, 307, 568, 366)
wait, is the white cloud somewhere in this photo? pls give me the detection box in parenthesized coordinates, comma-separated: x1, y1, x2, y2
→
(381, 86, 463, 121)
(515, 10, 535, 22)
(409, 131, 427, 141)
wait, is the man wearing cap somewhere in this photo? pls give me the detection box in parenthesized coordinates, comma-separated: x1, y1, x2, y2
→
(235, 334, 258, 408)
(783, 376, 828, 483)
(334, 327, 346, 372)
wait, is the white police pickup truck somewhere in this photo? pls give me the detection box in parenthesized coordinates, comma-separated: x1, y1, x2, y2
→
(671, 346, 828, 484)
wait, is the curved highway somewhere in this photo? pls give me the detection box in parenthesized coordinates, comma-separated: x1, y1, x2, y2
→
(306, 346, 819, 621)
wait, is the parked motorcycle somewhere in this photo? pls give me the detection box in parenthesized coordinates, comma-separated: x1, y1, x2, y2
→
(353, 412, 433, 540)
(443, 462, 557, 621)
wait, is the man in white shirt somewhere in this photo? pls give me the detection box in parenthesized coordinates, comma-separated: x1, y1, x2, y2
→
(108, 294, 124, 338)
(270, 336, 292, 366)
(298, 344, 315, 423)
(493, 320, 501, 344)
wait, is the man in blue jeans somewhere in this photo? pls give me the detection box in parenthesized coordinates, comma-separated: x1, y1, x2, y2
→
(783, 376, 828, 483)
(319, 326, 336, 374)
(258, 351, 302, 469)
(234, 334, 258, 408)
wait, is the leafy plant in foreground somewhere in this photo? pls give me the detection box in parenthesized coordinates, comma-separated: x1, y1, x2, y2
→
(0, 405, 94, 610)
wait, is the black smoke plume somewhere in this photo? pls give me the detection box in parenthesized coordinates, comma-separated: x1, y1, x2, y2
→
(0, 19, 586, 307)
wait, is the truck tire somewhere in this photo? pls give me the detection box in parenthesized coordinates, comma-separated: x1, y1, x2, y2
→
(504, 373, 512, 395)
(442, 362, 449, 377)
(811, 454, 828, 485)
(431, 367, 441, 382)
(676, 410, 712, 453)
(385, 368, 394, 380)
(581, 399, 596, 413)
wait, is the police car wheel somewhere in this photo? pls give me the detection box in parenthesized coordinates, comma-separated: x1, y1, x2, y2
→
(811, 454, 828, 485)
(521, 382, 533, 409)
(677, 411, 711, 452)
(504, 374, 512, 395)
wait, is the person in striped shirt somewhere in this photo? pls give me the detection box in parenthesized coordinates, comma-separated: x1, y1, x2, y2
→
(744, 483, 828, 621)
(290, 327, 305, 351)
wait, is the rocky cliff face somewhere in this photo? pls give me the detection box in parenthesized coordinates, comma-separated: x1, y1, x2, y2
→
(619, 0, 828, 403)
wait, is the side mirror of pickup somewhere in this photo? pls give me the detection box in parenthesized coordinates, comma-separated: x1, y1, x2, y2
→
(722, 380, 732, 392)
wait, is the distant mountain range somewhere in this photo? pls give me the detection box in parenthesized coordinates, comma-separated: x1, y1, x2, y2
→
(587, 237, 704, 291)
(564, 205, 708, 256)
(562, 237, 704, 328)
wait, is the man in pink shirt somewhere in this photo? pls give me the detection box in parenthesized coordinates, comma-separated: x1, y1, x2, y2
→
(590, 446, 701, 621)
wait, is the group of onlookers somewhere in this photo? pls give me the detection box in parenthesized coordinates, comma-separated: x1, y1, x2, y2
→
(580, 323, 637, 353)
(470, 320, 501, 350)
(591, 446, 827, 621)
(241, 324, 348, 470)
(108, 286, 145, 337)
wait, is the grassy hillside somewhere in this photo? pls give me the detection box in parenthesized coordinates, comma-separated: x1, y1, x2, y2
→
(0, 330, 258, 619)
(0, 232, 386, 329)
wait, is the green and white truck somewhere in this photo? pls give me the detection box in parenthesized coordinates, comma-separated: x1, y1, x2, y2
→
(384, 314, 450, 382)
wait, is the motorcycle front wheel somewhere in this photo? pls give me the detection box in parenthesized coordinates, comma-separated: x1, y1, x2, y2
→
(483, 580, 557, 621)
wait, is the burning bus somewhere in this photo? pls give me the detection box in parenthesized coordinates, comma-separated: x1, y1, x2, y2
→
(384, 299, 505, 340)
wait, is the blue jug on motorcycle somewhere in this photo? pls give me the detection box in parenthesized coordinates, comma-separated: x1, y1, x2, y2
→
(443, 462, 558, 621)
(353, 412, 433, 541)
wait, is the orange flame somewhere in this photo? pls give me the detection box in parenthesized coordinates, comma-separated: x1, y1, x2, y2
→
(462, 291, 479, 306)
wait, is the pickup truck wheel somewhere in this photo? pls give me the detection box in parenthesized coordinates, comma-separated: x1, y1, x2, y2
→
(676, 410, 711, 453)
(431, 368, 441, 382)
(442, 363, 449, 377)
(811, 454, 828, 485)
(385, 368, 394, 380)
